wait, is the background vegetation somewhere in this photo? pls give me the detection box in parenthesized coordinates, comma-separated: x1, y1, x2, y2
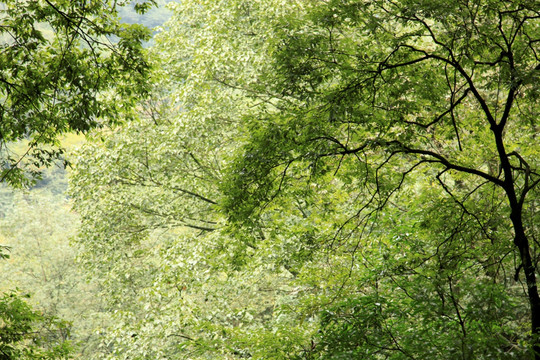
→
(1, 0, 539, 359)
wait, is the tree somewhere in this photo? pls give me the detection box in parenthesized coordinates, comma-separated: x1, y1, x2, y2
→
(0, 0, 155, 187)
(221, 0, 540, 357)
(69, 1, 319, 358)
(70, 0, 540, 358)
(0, 1, 155, 357)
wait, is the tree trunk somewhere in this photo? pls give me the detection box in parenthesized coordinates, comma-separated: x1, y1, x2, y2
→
(511, 211, 540, 360)
(493, 121, 539, 358)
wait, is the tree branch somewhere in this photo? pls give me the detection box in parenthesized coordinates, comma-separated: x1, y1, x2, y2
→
(386, 141, 505, 186)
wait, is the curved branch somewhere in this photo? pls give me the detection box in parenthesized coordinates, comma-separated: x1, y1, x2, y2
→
(386, 141, 505, 186)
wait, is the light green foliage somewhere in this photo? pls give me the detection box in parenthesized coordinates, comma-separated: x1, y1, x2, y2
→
(70, 0, 540, 359)
(70, 111, 309, 358)
(69, 1, 321, 358)
(0, 180, 109, 358)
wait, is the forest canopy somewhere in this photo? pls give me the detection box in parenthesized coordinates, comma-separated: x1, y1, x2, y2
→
(2, 0, 540, 359)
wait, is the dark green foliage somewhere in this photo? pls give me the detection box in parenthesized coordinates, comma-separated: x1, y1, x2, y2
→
(0, 292, 72, 359)
(0, 0, 155, 187)
(222, 0, 540, 357)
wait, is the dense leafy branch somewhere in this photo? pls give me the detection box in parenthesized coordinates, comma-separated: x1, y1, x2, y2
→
(0, 0, 154, 186)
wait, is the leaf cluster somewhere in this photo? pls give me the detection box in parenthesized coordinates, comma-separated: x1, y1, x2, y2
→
(0, 0, 155, 186)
